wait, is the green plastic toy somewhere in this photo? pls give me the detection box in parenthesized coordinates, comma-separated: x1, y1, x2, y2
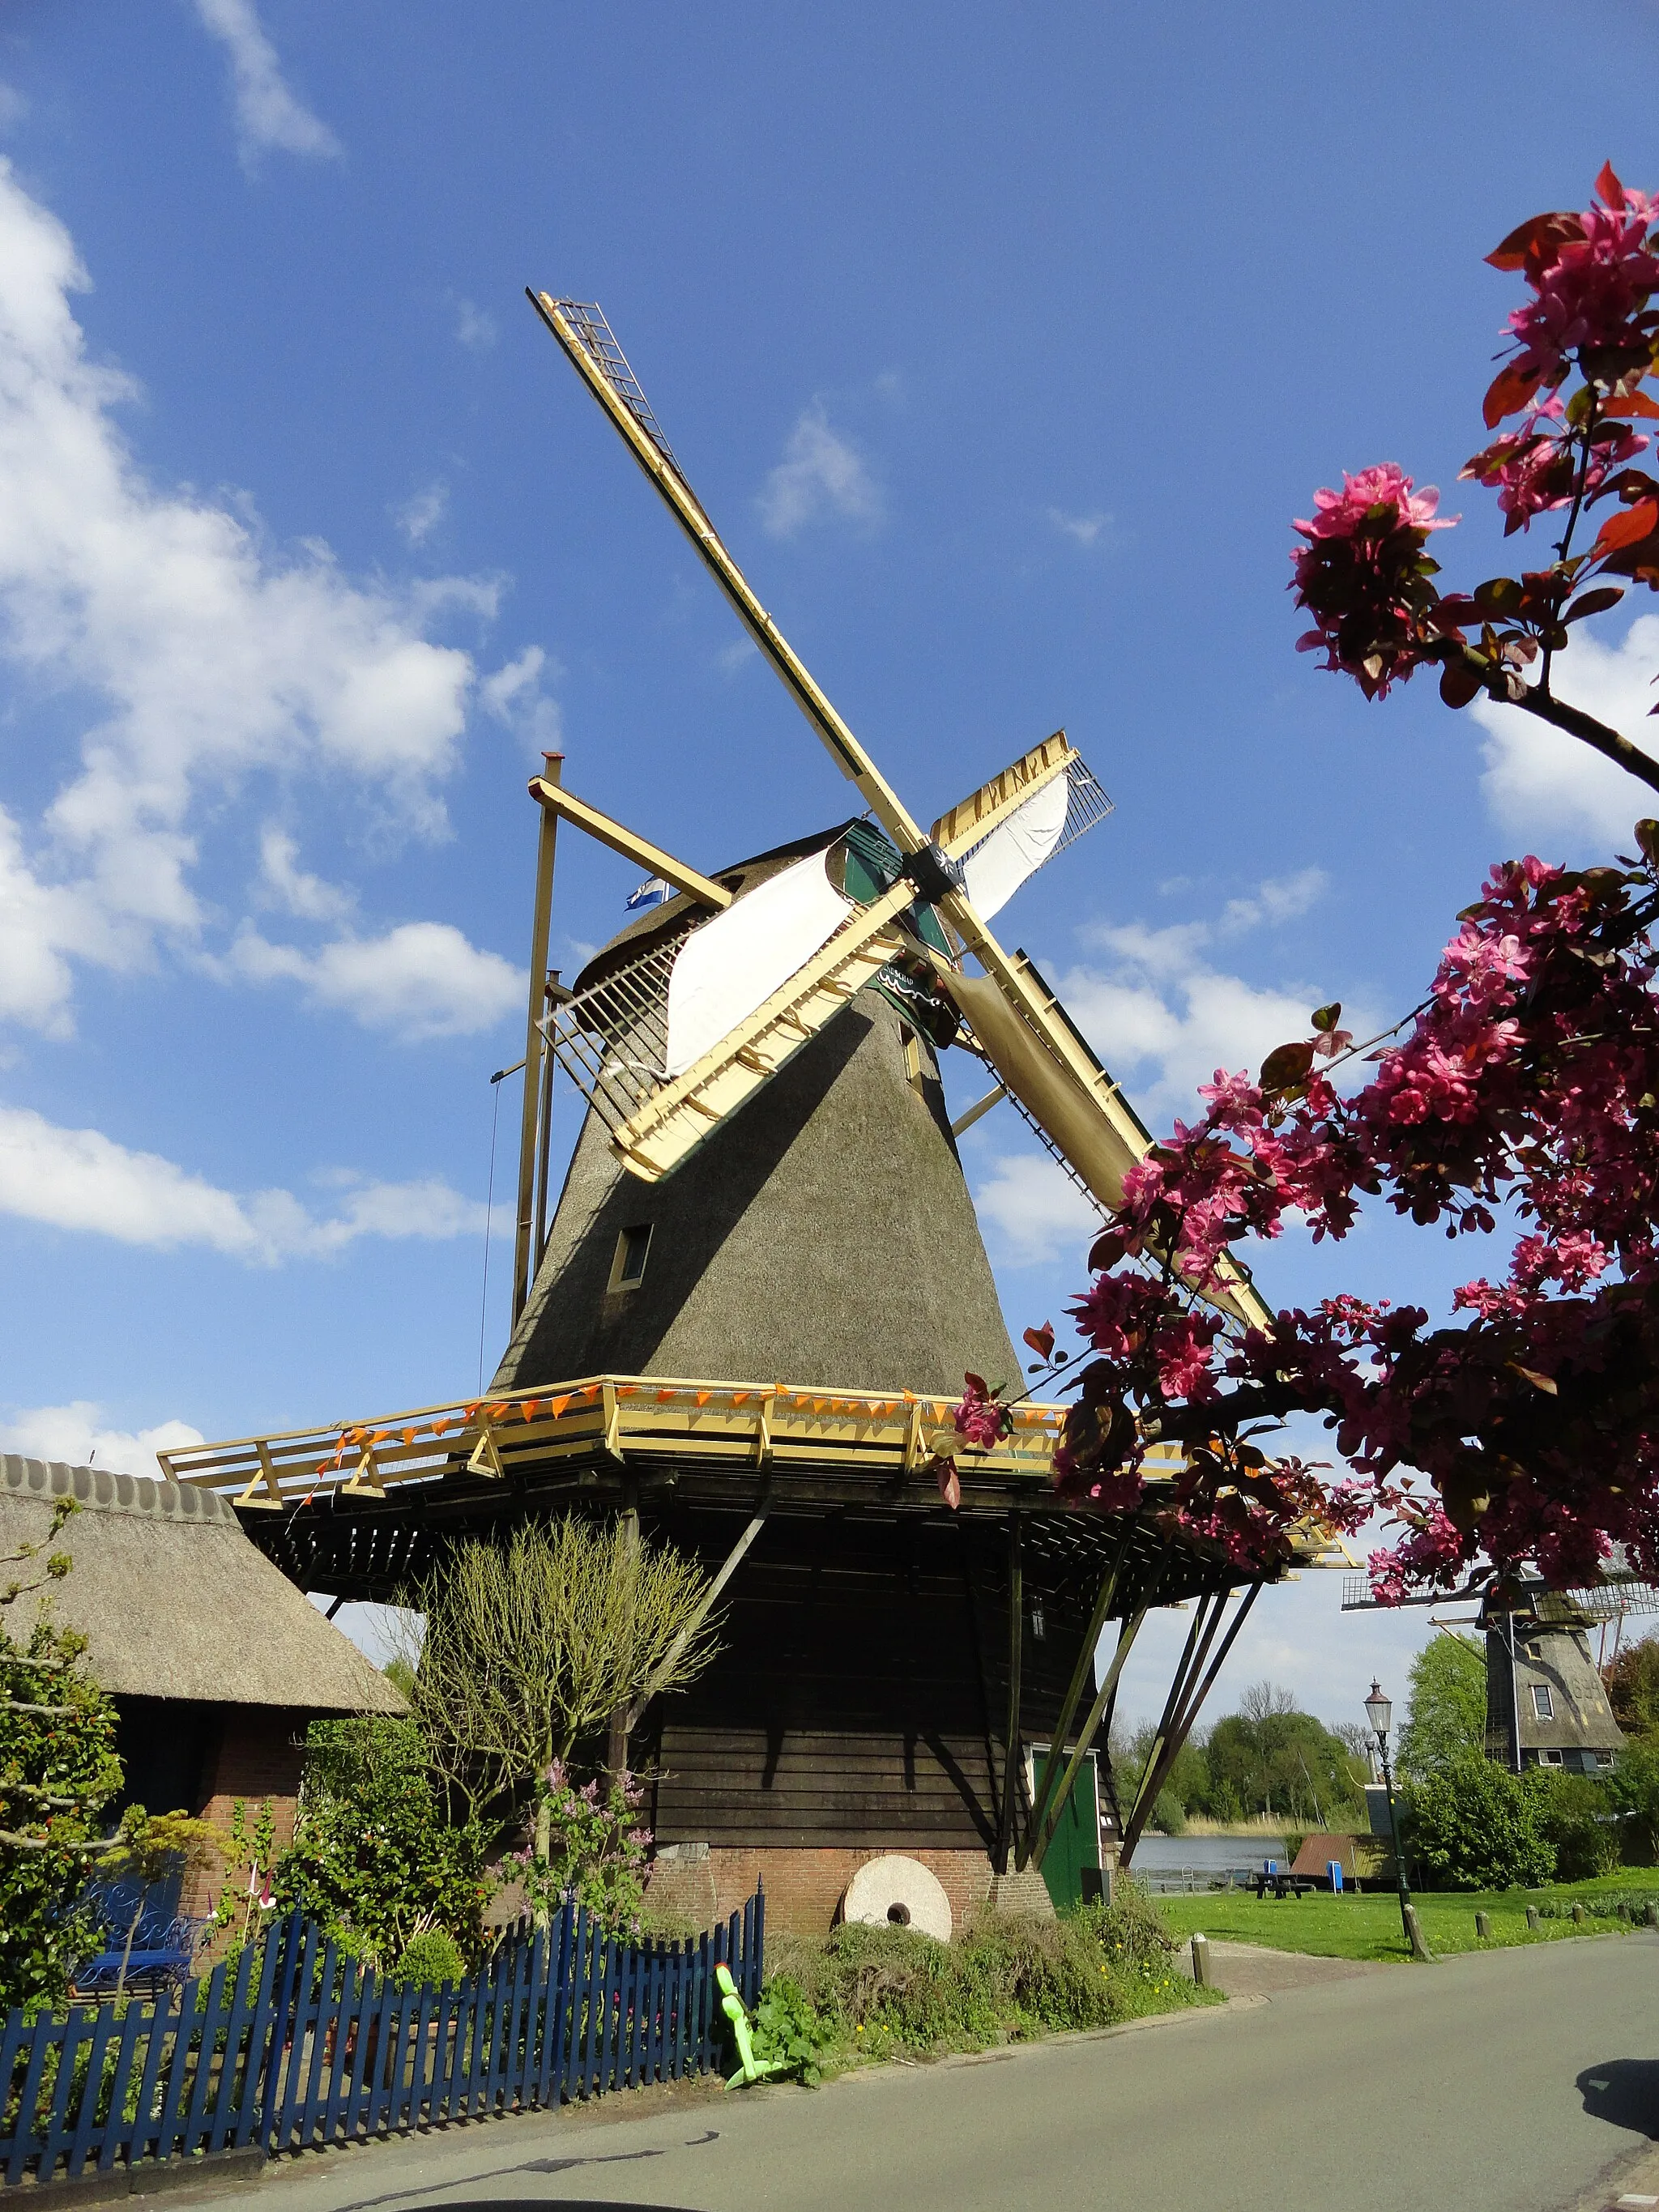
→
(715, 1960, 787, 2088)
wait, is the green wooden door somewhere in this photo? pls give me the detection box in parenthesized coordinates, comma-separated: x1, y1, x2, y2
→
(1030, 1747, 1102, 1910)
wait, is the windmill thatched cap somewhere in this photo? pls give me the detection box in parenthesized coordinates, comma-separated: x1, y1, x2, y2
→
(0, 1455, 404, 1715)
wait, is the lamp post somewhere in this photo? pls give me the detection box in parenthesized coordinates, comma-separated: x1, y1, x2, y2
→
(1365, 1680, 1415, 1949)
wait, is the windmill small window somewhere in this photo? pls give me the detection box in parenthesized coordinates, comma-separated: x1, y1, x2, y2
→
(608, 1224, 653, 1294)
(1532, 1683, 1555, 1721)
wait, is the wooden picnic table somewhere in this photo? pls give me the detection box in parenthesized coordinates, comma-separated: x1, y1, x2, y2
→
(1251, 1871, 1320, 1899)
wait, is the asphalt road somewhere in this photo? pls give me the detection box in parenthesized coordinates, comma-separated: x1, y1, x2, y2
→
(187, 1934, 1659, 2212)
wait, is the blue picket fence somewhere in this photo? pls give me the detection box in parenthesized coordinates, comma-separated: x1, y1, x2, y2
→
(0, 1888, 764, 2188)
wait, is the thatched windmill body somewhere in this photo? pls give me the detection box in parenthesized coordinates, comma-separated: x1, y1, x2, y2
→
(163, 304, 1339, 1937)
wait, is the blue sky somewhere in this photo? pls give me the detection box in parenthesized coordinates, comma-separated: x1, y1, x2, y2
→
(1, 0, 1657, 1728)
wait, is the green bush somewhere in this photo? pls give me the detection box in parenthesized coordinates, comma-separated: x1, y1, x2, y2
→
(1151, 1787, 1187, 1838)
(272, 1715, 492, 1972)
(749, 1974, 838, 2085)
(758, 1882, 1188, 2070)
(392, 1929, 467, 1988)
(1529, 1771, 1620, 1882)
(1404, 1754, 1555, 1890)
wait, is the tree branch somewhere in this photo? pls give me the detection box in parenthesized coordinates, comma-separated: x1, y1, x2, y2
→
(1515, 681, 1659, 796)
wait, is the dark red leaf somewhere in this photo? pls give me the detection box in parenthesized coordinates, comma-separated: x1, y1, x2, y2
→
(1022, 1322, 1056, 1362)
(934, 1456, 961, 1511)
(1564, 586, 1627, 624)
(1482, 362, 1542, 429)
(1597, 160, 1627, 211)
(1484, 211, 1582, 273)
(1603, 391, 1659, 420)
(1311, 1001, 1343, 1034)
(962, 1371, 988, 1399)
(1636, 820, 1659, 864)
(1593, 500, 1659, 555)
(1259, 1040, 1316, 1093)
(1439, 660, 1482, 709)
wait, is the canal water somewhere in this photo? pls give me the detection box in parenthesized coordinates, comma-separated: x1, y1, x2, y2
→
(1128, 1833, 1288, 1890)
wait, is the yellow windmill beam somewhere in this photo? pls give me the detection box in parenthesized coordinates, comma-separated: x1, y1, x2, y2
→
(527, 775, 732, 910)
(931, 733, 1074, 859)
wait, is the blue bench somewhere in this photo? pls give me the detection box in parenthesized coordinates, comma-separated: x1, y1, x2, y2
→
(70, 1911, 208, 1998)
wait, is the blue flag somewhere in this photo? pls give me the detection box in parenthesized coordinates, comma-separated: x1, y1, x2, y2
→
(625, 876, 672, 911)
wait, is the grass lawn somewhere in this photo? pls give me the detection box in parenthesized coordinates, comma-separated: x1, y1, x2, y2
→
(1154, 1875, 1658, 1963)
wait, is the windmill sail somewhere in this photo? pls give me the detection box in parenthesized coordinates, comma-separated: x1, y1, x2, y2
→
(665, 849, 855, 1076)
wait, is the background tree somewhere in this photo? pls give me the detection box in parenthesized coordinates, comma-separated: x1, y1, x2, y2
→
(1604, 1633, 1659, 1733)
(401, 1515, 720, 1905)
(1397, 1633, 1489, 1780)
(0, 1498, 123, 2011)
(1204, 1684, 1365, 1827)
(1404, 1756, 1555, 1890)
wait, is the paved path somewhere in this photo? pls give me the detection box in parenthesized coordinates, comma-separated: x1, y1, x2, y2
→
(176, 1934, 1659, 2212)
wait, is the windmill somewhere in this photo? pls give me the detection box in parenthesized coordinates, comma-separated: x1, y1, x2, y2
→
(163, 302, 1340, 1935)
(506, 297, 1271, 1347)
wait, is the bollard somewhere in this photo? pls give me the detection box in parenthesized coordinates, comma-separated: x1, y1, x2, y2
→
(1572, 1902, 1586, 1924)
(1526, 1905, 1542, 1930)
(1646, 1901, 1658, 1930)
(1475, 1911, 1492, 1939)
(1190, 1933, 1211, 1988)
(1403, 1903, 1434, 1963)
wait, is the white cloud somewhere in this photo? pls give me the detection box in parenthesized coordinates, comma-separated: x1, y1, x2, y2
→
(0, 161, 494, 1037)
(394, 481, 448, 547)
(1474, 614, 1659, 850)
(716, 637, 759, 675)
(1047, 506, 1115, 549)
(0, 1103, 490, 1263)
(0, 84, 27, 133)
(453, 298, 498, 352)
(1059, 871, 1360, 1123)
(0, 1401, 205, 1479)
(480, 644, 563, 754)
(757, 402, 882, 538)
(257, 827, 354, 923)
(974, 1152, 1099, 1269)
(1217, 867, 1329, 936)
(228, 922, 522, 1040)
(192, 0, 341, 168)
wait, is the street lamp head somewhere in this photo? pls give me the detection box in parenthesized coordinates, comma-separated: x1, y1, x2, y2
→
(1364, 1680, 1392, 1741)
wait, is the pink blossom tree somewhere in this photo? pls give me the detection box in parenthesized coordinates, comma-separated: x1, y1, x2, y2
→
(978, 167, 1659, 1604)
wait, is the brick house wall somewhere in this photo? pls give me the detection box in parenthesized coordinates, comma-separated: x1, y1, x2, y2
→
(180, 1705, 309, 1924)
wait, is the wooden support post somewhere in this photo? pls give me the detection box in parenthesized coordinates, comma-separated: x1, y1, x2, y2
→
(994, 1515, 1023, 1876)
(513, 755, 561, 1326)
(608, 1481, 641, 1780)
(627, 1509, 768, 1731)
(1120, 1583, 1262, 1865)
(1017, 1527, 1132, 1869)
(1026, 1605, 1148, 1877)
(533, 974, 558, 1271)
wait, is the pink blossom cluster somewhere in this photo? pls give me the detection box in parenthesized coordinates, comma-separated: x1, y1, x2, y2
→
(1501, 177, 1659, 396)
(1051, 844, 1659, 1600)
(1290, 465, 1454, 699)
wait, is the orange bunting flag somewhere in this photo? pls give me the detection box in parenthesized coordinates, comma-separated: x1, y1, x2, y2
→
(732, 1392, 750, 1406)
(402, 1428, 417, 1446)
(462, 1403, 481, 1421)
(430, 1417, 452, 1437)
(657, 1389, 675, 1403)
(521, 1401, 541, 1422)
(548, 1395, 570, 1418)
(696, 1391, 712, 1406)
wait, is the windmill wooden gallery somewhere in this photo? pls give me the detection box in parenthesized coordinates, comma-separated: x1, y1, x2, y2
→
(163, 301, 1347, 1936)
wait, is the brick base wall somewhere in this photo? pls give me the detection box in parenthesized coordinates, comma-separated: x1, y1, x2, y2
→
(672, 1845, 1023, 1938)
(181, 1707, 308, 1925)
